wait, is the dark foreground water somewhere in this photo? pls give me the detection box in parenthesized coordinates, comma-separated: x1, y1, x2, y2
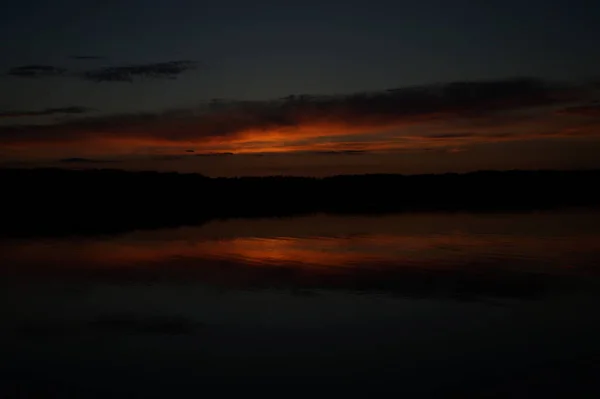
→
(1, 211, 600, 397)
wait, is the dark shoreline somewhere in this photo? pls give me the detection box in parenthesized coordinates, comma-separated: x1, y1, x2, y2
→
(2, 168, 600, 238)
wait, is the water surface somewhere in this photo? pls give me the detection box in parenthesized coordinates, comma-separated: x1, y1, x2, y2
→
(2, 211, 600, 397)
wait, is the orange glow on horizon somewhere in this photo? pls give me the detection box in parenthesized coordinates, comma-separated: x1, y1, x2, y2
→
(3, 107, 600, 162)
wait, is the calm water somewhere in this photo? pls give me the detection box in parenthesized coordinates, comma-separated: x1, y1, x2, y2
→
(2, 211, 600, 397)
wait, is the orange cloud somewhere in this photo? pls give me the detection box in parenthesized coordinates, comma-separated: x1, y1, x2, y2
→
(1, 77, 598, 161)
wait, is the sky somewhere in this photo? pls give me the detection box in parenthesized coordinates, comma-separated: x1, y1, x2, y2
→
(1, 0, 600, 176)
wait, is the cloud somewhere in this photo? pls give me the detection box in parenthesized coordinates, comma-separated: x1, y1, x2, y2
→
(1, 77, 598, 158)
(309, 150, 368, 155)
(6, 59, 197, 82)
(81, 60, 197, 82)
(427, 133, 476, 139)
(556, 103, 600, 117)
(58, 157, 112, 164)
(7, 64, 67, 78)
(195, 152, 235, 157)
(0, 106, 92, 118)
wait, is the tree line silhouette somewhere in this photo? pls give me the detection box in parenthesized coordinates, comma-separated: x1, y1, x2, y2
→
(2, 168, 599, 237)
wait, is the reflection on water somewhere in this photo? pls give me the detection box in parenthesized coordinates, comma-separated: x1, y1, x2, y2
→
(1, 211, 600, 397)
(3, 210, 600, 271)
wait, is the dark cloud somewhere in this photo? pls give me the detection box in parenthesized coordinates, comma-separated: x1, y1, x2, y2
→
(132, 152, 236, 161)
(195, 152, 235, 157)
(557, 103, 600, 117)
(428, 133, 476, 139)
(7, 64, 67, 78)
(151, 154, 189, 161)
(58, 157, 111, 164)
(0, 106, 92, 118)
(251, 77, 565, 128)
(6, 59, 197, 82)
(82, 60, 197, 82)
(311, 150, 368, 155)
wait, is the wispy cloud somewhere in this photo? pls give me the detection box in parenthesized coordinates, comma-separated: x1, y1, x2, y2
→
(7, 65, 67, 78)
(0, 106, 92, 118)
(58, 157, 112, 164)
(81, 60, 197, 82)
(5, 60, 198, 82)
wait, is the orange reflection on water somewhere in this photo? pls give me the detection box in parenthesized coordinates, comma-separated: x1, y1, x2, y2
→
(196, 237, 383, 268)
(1, 228, 600, 277)
(0, 235, 399, 272)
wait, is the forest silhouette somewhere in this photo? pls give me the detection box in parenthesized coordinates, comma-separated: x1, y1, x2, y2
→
(2, 168, 599, 237)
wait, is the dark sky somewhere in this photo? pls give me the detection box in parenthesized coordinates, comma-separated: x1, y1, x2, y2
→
(1, 0, 600, 175)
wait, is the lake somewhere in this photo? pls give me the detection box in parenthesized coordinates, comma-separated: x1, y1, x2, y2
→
(1, 210, 600, 397)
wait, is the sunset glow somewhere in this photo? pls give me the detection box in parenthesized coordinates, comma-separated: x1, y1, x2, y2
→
(1, 76, 599, 174)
